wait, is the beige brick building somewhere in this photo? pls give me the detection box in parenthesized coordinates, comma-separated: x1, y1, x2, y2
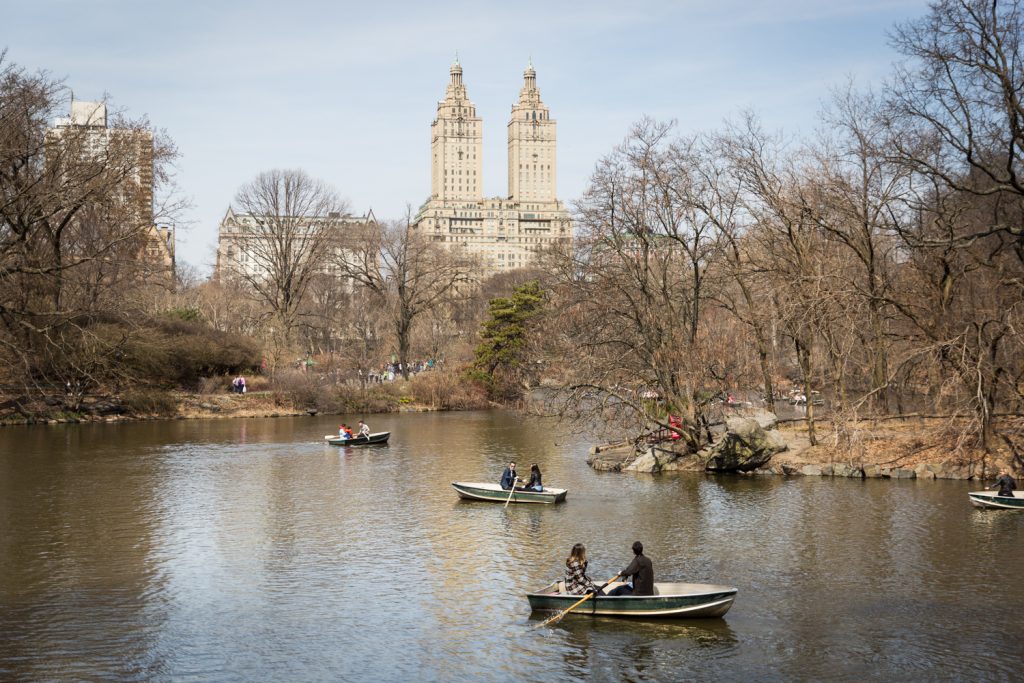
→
(215, 207, 376, 288)
(48, 100, 175, 285)
(413, 60, 571, 276)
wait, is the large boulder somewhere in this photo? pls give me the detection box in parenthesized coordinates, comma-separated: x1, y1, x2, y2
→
(623, 450, 659, 473)
(703, 416, 788, 472)
(745, 408, 779, 430)
(624, 446, 685, 473)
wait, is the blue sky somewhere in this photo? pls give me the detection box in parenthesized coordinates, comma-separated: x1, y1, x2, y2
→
(5, 0, 931, 272)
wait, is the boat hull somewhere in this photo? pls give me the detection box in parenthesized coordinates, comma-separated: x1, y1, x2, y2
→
(969, 490, 1024, 509)
(527, 581, 736, 619)
(326, 431, 390, 446)
(451, 481, 567, 504)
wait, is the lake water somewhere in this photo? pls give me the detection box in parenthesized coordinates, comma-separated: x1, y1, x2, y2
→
(1, 410, 1022, 682)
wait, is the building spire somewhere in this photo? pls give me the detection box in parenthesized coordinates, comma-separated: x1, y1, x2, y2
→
(450, 54, 463, 86)
(523, 58, 536, 92)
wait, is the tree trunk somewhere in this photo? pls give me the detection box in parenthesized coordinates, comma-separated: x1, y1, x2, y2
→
(796, 338, 817, 446)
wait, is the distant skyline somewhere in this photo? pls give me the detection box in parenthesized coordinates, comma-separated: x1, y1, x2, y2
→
(5, 0, 931, 272)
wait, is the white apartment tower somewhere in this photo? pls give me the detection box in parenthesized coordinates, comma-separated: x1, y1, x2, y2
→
(431, 60, 483, 202)
(414, 60, 571, 277)
(507, 60, 556, 203)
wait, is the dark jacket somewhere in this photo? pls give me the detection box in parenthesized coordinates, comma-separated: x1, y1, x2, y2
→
(500, 467, 517, 490)
(620, 554, 654, 596)
(994, 474, 1017, 497)
(526, 470, 543, 489)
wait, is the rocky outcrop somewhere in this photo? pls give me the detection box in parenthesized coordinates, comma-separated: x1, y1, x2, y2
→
(587, 442, 635, 472)
(596, 413, 790, 474)
(588, 412, 1014, 481)
(702, 416, 789, 473)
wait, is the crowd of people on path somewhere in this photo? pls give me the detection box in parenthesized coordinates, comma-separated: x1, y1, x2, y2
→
(362, 359, 440, 384)
(231, 376, 247, 394)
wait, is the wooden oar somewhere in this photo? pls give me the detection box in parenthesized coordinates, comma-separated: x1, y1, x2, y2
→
(503, 478, 520, 508)
(532, 574, 620, 629)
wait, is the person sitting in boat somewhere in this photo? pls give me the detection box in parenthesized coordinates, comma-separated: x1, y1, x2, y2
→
(500, 462, 518, 490)
(607, 541, 654, 597)
(565, 543, 598, 596)
(338, 424, 353, 440)
(989, 470, 1017, 497)
(358, 420, 371, 438)
(524, 464, 543, 492)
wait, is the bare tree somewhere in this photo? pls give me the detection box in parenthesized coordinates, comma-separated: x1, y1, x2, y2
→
(339, 208, 472, 379)
(224, 169, 348, 365)
(885, 0, 1024, 450)
(0, 53, 180, 405)
(540, 120, 733, 448)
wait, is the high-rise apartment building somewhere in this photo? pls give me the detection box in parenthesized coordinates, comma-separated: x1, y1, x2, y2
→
(413, 60, 571, 276)
(48, 100, 175, 282)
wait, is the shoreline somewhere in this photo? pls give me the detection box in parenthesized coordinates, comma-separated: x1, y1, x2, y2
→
(589, 416, 1019, 482)
(0, 390, 445, 427)
(6, 397, 1017, 483)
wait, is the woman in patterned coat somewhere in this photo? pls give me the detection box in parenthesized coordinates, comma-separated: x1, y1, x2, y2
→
(564, 543, 598, 595)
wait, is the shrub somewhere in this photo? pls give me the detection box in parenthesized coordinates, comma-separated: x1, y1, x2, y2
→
(121, 389, 178, 416)
(198, 375, 230, 395)
(410, 368, 489, 410)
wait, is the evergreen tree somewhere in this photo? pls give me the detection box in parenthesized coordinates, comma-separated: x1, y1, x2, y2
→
(470, 280, 546, 399)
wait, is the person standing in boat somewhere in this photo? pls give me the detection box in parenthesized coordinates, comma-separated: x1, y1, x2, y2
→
(523, 464, 543, 492)
(608, 541, 654, 596)
(358, 420, 370, 438)
(565, 543, 598, 595)
(989, 470, 1017, 497)
(500, 462, 518, 490)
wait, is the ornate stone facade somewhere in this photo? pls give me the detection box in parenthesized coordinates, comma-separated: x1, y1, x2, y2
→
(215, 207, 375, 288)
(413, 60, 571, 277)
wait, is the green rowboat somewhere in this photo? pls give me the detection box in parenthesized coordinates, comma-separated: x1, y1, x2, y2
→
(969, 490, 1024, 509)
(527, 581, 737, 619)
(451, 481, 567, 504)
(324, 431, 390, 446)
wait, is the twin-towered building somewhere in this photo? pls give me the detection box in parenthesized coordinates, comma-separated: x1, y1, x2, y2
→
(216, 59, 572, 284)
(413, 59, 571, 275)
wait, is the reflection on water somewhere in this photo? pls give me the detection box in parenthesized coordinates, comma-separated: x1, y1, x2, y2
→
(0, 411, 1022, 682)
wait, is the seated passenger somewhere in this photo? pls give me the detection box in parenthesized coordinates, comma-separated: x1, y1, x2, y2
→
(524, 464, 543, 492)
(564, 543, 598, 595)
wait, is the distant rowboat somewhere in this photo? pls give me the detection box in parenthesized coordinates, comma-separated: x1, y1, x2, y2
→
(451, 481, 567, 504)
(324, 432, 390, 446)
(968, 490, 1024, 509)
(527, 581, 737, 619)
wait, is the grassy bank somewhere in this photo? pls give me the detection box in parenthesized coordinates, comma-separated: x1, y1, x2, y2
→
(0, 368, 491, 425)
